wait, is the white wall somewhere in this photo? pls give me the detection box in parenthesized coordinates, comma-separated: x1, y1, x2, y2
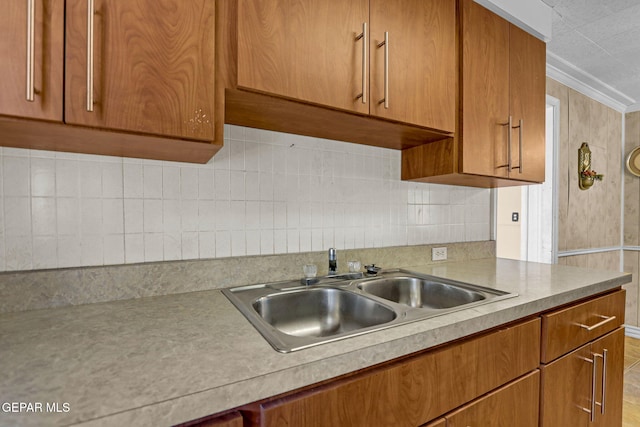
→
(0, 125, 491, 271)
(496, 186, 522, 260)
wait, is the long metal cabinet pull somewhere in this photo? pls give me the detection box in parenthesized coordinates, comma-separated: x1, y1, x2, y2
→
(578, 315, 616, 331)
(601, 349, 608, 415)
(26, 0, 35, 102)
(518, 119, 523, 173)
(498, 116, 513, 170)
(355, 23, 367, 104)
(511, 119, 523, 174)
(580, 355, 598, 422)
(86, 0, 94, 112)
(377, 32, 389, 109)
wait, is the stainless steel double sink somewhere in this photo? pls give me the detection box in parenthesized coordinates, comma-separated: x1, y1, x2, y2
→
(222, 270, 516, 352)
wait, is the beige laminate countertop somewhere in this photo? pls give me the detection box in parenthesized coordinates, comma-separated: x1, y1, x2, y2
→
(0, 258, 632, 427)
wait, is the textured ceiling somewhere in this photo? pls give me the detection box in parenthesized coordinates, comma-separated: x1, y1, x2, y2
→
(543, 0, 640, 111)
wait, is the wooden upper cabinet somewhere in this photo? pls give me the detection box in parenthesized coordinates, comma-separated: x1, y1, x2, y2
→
(510, 24, 546, 183)
(64, 0, 215, 141)
(370, 0, 455, 132)
(237, 0, 369, 115)
(0, 0, 64, 121)
(460, 0, 510, 179)
(460, 0, 545, 183)
(237, 0, 455, 132)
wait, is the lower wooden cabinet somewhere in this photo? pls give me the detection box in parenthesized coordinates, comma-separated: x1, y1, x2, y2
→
(421, 419, 446, 427)
(446, 371, 540, 427)
(183, 289, 625, 427)
(176, 411, 243, 427)
(540, 328, 624, 427)
(241, 319, 540, 427)
(540, 290, 625, 363)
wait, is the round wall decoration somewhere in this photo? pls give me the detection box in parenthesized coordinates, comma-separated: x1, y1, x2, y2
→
(627, 146, 640, 177)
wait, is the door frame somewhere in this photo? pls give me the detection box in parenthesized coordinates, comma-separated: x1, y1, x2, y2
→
(494, 95, 559, 263)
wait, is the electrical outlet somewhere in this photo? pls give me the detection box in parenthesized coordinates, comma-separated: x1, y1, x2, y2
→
(432, 247, 447, 261)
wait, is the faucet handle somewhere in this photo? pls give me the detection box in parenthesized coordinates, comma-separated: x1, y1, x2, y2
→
(364, 264, 381, 275)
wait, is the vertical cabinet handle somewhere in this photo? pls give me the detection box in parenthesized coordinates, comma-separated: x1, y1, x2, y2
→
(26, 0, 35, 102)
(590, 354, 597, 423)
(580, 355, 597, 422)
(590, 350, 609, 421)
(511, 119, 523, 174)
(377, 32, 389, 109)
(600, 349, 608, 415)
(498, 116, 513, 170)
(355, 23, 367, 104)
(86, 0, 94, 112)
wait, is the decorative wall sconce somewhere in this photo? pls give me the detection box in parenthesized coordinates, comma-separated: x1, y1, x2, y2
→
(578, 142, 603, 190)
(626, 146, 640, 177)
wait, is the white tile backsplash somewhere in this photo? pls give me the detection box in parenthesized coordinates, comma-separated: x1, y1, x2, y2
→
(31, 158, 56, 197)
(0, 126, 491, 271)
(4, 156, 30, 197)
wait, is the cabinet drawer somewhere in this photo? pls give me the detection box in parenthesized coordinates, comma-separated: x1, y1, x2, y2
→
(541, 289, 625, 363)
(177, 411, 243, 427)
(243, 318, 540, 427)
(421, 418, 445, 427)
(446, 370, 540, 427)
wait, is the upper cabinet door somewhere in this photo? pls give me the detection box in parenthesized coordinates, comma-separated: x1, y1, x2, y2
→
(0, 0, 64, 121)
(460, 0, 510, 178)
(510, 24, 546, 183)
(237, 0, 369, 115)
(370, 0, 455, 132)
(65, 0, 215, 141)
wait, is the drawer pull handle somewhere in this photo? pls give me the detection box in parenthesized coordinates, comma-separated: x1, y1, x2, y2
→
(578, 315, 616, 331)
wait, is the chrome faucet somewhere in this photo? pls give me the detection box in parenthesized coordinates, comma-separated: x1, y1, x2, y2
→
(328, 248, 337, 275)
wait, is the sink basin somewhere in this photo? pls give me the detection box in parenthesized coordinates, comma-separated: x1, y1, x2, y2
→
(253, 288, 396, 338)
(222, 269, 516, 352)
(358, 277, 486, 309)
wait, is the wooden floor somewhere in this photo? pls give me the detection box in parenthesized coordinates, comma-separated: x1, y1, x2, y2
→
(624, 337, 640, 426)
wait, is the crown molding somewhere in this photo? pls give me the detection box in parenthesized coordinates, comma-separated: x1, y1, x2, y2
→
(627, 103, 640, 113)
(546, 52, 632, 113)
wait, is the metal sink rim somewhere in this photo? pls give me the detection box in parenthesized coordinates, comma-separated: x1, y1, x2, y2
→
(222, 269, 517, 353)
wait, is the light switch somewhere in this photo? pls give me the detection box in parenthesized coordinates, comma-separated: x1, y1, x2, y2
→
(512, 212, 519, 222)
